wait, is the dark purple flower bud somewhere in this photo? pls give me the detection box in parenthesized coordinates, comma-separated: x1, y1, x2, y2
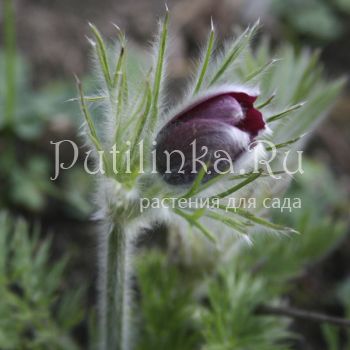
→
(156, 89, 266, 185)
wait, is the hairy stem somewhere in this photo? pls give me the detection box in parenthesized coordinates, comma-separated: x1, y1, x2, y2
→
(99, 221, 132, 350)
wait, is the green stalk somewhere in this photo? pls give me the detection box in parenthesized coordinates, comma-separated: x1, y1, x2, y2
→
(100, 222, 132, 350)
(4, 0, 16, 127)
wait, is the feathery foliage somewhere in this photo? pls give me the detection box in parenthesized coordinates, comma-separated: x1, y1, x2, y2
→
(136, 252, 201, 350)
(135, 158, 348, 350)
(0, 213, 85, 350)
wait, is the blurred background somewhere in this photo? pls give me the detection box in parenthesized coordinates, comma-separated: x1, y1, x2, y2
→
(0, 0, 350, 349)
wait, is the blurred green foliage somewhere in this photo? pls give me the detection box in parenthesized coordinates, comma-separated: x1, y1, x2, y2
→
(0, 52, 80, 139)
(136, 251, 201, 350)
(135, 158, 349, 350)
(0, 0, 92, 215)
(0, 49, 93, 215)
(198, 269, 291, 350)
(1, 156, 347, 349)
(0, 213, 85, 350)
(272, 0, 350, 43)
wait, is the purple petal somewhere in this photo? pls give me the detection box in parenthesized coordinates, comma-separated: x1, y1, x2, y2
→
(170, 94, 244, 126)
(230, 92, 258, 107)
(156, 119, 249, 184)
(236, 108, 265, 137)
(166, 91, 265, 137)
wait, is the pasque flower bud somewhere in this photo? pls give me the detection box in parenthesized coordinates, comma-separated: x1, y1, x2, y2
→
(156, 88, 266, 184)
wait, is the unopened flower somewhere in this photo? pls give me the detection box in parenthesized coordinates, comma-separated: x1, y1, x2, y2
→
(155, 88, 266, 185)
(77, 13, 343, 350)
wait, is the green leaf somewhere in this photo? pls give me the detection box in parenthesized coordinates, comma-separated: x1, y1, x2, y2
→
(209, 20, 259, 86)
(206, 210, 250, 236)
(256, 92, 276, 109)
(131, 81, 152, 162)
(265, 134, 305, 151)
(182, 163, 210, 199)
(209, 171, 262, 200)
(244, 59, 279, 82)
(89, 23, 112, 88)
(150, 9, 169, 131)
(220, 205, 298, 235)
(112, 39, 126, 89)
(174, 208, 217, 244)
(193, 19, 215, 94)
(267, 102, 305, 123)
